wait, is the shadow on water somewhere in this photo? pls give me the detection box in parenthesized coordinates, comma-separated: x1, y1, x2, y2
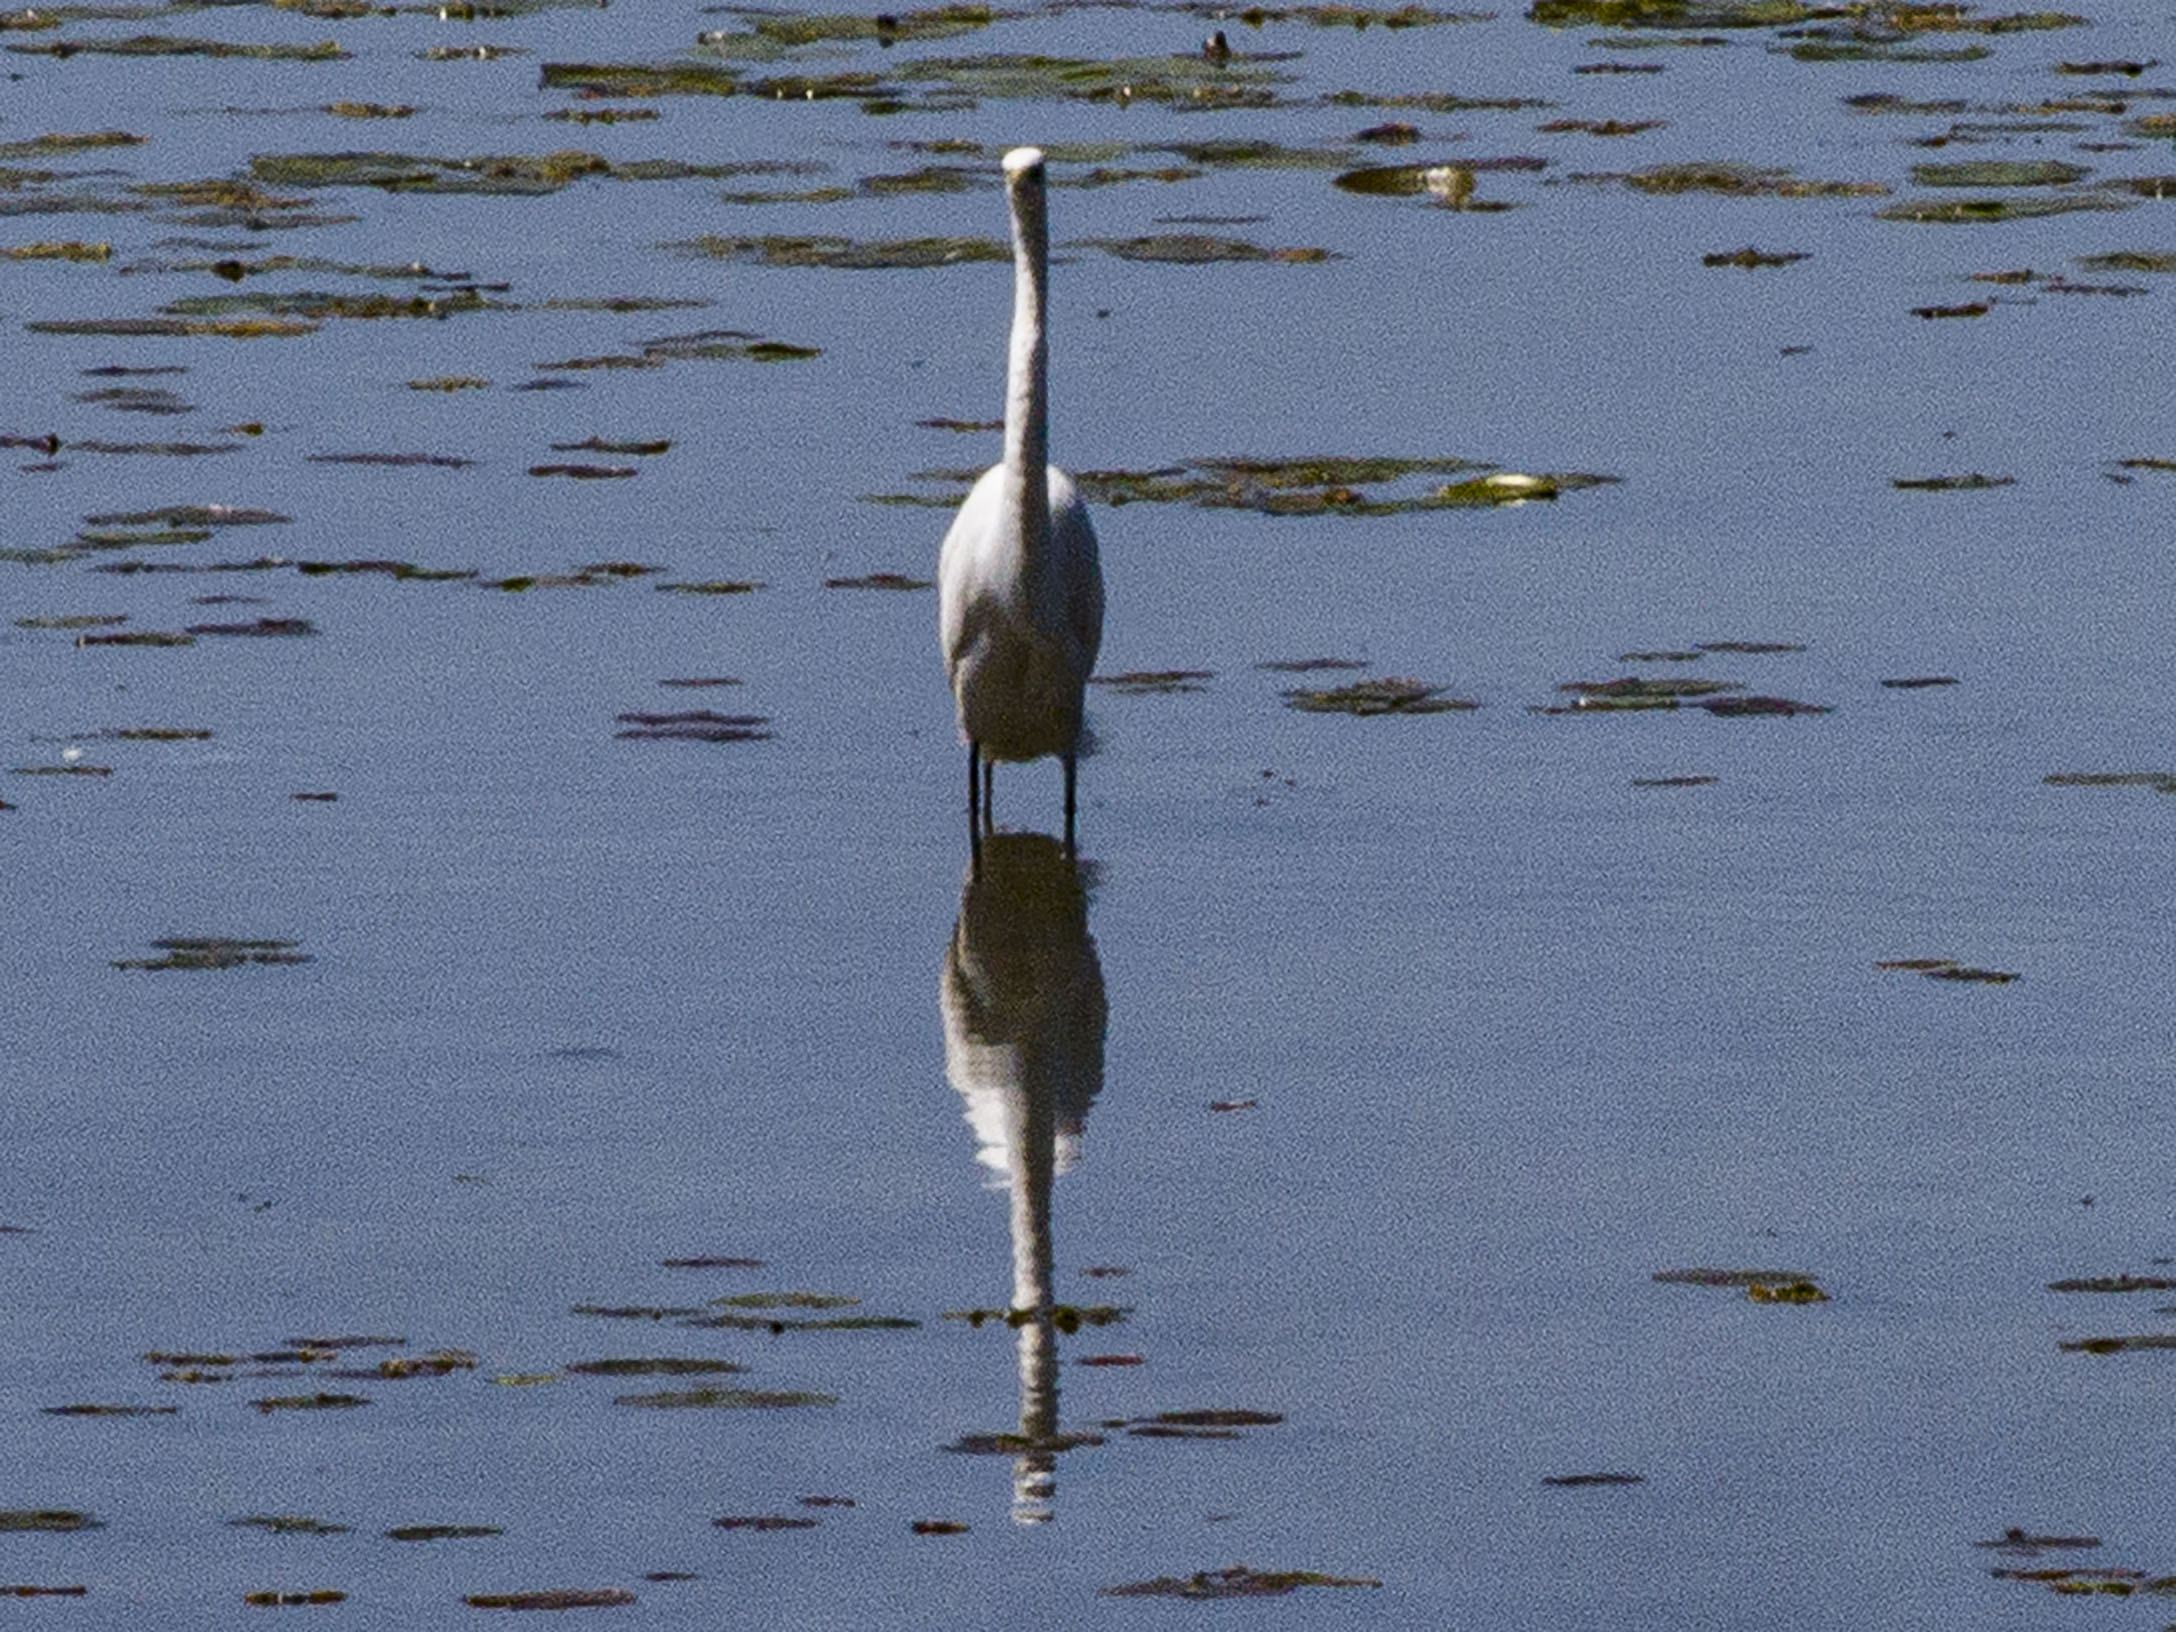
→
(939, 833, 1107, 1525)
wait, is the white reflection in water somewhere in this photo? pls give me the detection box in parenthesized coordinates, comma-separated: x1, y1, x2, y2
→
(939, 834, 1107, 1525)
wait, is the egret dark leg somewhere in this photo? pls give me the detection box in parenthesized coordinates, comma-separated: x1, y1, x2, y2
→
(967, 743, 983, 840)
(981, 757, 994, 833)
(1062, 753, 1078, 854)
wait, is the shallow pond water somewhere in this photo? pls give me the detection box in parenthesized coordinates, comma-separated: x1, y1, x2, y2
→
(3, 0, 2176, 1625)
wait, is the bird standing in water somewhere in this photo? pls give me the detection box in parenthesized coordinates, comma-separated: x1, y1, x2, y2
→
(938, 146, 1105, 853)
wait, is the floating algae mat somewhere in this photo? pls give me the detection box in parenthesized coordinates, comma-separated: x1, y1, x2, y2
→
(874, 454, 1610, 512)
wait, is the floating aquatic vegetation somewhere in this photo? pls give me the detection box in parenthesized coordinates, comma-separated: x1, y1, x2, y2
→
(1284, 677, 1476, 715)
(714, 1515, 818, 1531)
(555, 438, 671, 456)
(1699, 639, 1804, 654)
(12, 762, 112, 776)
(229, 1516, 350, 1536)
(1067, 232, 1336, 263)
(540, 61, 742, 98)
(1653, 1266, 1814, 1286)
(2058, 1333, 2176, 1354)
(16, 614, 127, 631)
(310, 452, 476, 469)
(572, 1305, 704, 1321)
(295, 559, 474, 581)
(889, 50, 1296, 109)
(377, 1350, 477, 1378)
(387, 1525, 500, 1542)
(1892, 472, 2012, 489)
(824, 571, 933, 590)
(1548, 675, 1740, 711)
(1540, 117, 1665, 134)
(1703, 245, 1808, 267)
(1079, 1353, 1146, 1366)
(73, 630, 194, 647)
(3, 239, 110, 261)
(113, 938, 310, 971)
(75, 387, 193, 415)
(1091, 670, 1214, 694)
(546, 106, 660, 125)
(1543, 1471, 1645, 1486)
(1525, 0, 1813, 27)
(1699, 694, 1830, 715)
(1875, 957, 2019, 983)
(532, 463, 635, 479)
(911, 1520, 969, 1535)
(6, 35, 347, 60)
(1577, 161, 1886, 197)
(326, 101, 414, 119)
(1881, 675, 1958, 688)
(614, 1388, 837, 1409)
(1632, 775, 1717, 786)
(41, 1403, 177, 1417)
(1103, 1566, 1381, 1599)
(0, 1511, 100, 1533)
(1992, 1567, 2163, 1596)
(410, 375, 490, 392)
(2044, 770, 2176, 791)
(241, 1591, 345, 1607)
(660, 1253, 763, 1265)
(466, 1589, 636, 1610)
(1913, 299, 1991, 317)
(1746, 1278, 1828, 1302)
(2048, 1275, 2176, 1293)
(251, 1393, 367, 1413)
(1126, 1408, 1284, 1439)
(1913, 159, 2090, 187)
(656, 580, 765, 595)
(688, 1308, 917, 1331)
(671, 232, 1005, 269)
(185, 617, 315, 637)
(615, 711, 773, 743)
(1978, 1528, 2102, 1553)
(567, 1358, 745, 1376)
(247, 149, 674, 197)
(887, 453, 1605, 515)
(28, 315, 318, 339)
(1877, 192, 2124, 222)
(162, 288, 490, 321)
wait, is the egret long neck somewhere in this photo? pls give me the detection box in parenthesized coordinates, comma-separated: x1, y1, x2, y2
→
(1002, 164, 1050, 538)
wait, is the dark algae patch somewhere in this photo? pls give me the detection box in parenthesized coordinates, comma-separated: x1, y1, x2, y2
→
(0, 1511, 102, 1532)
(1876, 958, 2019, 983)
(466, 1588, 636, 1609)
(612, 1387, 837, 1408)
(1102, 1565, 1382, 1598)
(1544, 1471, 1645, 1486)
(113, 938, 310, 971)
(1283, 677, 1476, 715)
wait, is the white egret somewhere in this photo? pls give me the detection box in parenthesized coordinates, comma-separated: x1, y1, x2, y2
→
(939, 146, 1105, 852)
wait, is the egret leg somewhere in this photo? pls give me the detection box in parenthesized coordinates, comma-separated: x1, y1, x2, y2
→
(1062, 753, 1077, 853)
(968, 742, 982, 830)
(981, 757, 995, 833)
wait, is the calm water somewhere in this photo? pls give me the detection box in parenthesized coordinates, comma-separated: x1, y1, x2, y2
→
(4, 0, 2175, 1625)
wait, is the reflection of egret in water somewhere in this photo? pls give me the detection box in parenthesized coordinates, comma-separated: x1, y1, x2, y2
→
(940, 833, 1107, 1524)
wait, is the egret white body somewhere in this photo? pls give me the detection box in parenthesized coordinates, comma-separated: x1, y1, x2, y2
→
(939, 146, 1105, 850)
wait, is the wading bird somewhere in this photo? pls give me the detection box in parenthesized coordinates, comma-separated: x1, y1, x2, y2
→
(939, 146, 1105, 853)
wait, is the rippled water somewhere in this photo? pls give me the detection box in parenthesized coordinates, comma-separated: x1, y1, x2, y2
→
(4, 0, 2176, 1625)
